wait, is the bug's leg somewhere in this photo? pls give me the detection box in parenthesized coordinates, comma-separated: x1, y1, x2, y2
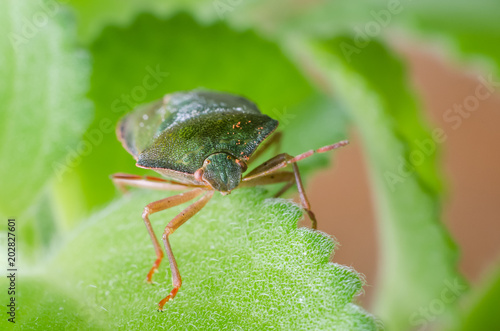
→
(246, 162, 317, 228)
(243, 140, 349, 180)
(291, 163, 318, 229)
(237, 171, 295, 197)
(142, 189, 205, 283)
(273, 176, 296, 198)
(248, 131, 282, 165)
(242, 140, 349, 229)
(158, 190, 215, 311)
(111, 173, 204, 193)
(238, 171, 293, 187)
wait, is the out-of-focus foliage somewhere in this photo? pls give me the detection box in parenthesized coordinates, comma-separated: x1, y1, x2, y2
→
(0, 0, 92, 218)
(450, 260, 500, 331)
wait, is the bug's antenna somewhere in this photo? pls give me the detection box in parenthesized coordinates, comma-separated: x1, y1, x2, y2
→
(289, 140, 349, 163)
(317, 140, 349, 153)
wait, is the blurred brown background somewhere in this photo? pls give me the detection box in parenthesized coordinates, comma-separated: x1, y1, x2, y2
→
(303, 42, 500, 306)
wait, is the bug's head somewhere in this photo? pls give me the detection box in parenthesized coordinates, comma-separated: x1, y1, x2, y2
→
(195, 153, 246, 195)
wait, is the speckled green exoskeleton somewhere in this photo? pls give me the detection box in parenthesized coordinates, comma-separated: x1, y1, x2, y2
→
(113, 90, 348, 310)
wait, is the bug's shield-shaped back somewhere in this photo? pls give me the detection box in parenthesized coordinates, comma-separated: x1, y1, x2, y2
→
(118, 90, 279, 174)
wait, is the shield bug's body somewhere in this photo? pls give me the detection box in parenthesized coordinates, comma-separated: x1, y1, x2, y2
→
(113, 90, 348, 310)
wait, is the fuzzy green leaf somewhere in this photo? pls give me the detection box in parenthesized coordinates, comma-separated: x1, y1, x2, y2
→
(7, 189, 378, 329)
(0, 0, 92, 218)
(286, 36, 465, 330)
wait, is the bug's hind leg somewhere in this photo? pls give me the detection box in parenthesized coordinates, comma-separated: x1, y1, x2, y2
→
(141, 189, 205, 283)
(158, 190, 214, 311)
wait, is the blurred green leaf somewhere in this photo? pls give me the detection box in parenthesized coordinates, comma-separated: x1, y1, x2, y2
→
(286, 36, 465, 330)
(69, 0, 283, 44)
(272, 0, 500, 76)
(68, 0, 500, 79)
(409, 0, 500, 77)
(450, 259, 500, 331)
(69, 0, 192, 43)
(0, 1, 92, 218)
(0, 276, 107, 330)
(13, 189, 378, 329)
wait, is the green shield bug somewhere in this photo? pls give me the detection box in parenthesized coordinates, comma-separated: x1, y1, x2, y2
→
(112, 90, 348, 310)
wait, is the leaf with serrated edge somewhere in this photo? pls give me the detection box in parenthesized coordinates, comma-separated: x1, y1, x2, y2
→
(15, 189, 379, 330)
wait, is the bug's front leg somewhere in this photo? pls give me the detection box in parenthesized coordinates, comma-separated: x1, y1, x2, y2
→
(142, 189, 205, 283)
(158, 190, 214, 311)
